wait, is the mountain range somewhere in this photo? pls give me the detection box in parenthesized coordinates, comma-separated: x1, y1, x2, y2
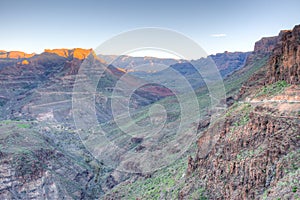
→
(0, 25, 299, 199)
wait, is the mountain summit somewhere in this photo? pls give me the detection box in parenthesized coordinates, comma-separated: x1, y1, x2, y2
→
(44, 48, 95, 60)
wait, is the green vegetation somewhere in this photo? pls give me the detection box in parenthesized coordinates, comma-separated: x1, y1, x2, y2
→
(239, 103, 251, 125)
(225, 102, 239, 117)
(109, 157, 206, 199)
(292, 186, 298, 193)
(262, 150, 300, 199)
(225, 55, 269, 96)
(262, 189, 268, 200)
(225, 102, 253, 141)
(236, 146, 264, 161)
(0, 120, 31, 128)
(255, 80, 290, 98)
(16, 123, 31, 129)
(229, 103, 251, 127)
(189, 187, 207, 200)
(1, 120, 13, 125)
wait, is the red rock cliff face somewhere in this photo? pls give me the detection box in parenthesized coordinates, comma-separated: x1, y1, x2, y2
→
(241, 35, 278, 72)
(180, 102, 300, 199)
(254, 36, 279, 54)
(266, 25, 300, 84)
(181, 25, 300, 200)
(212, 110, 295, 194)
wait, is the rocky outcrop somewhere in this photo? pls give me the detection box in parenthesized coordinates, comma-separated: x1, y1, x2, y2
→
(0, 51, 35, 59)
(182, 24, 300, 200)
(239, 25, 300, 100)
(44, 48, 70, 58)
(182, 102, 300, 199)
(0, 49, 94, 61)
(21, 59, 29, 65)
(44, 48, 94, 60)
(242, 35, 278, 70)
(73, 48, 95, 60)
(254, 36, 279, 54)
(266, 25, 300, 84)
(0, 122, 103, 199)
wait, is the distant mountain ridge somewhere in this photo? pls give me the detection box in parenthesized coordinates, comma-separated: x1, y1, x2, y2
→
(99, 51, 250, 75)
(44, 48, 95, 60)
(0, 50, 35, 59)
(98, 51, 250, 90)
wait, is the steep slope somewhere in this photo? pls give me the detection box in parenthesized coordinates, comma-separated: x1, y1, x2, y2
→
(0, 50, 116, 199)
(181, 25, 300, 199)
(0, 48, 175, 199)
(266, 25, 300, 84)
(209, 51, 250, 77)
(0, 120, 104, 199)
(99, 38, 274, 200)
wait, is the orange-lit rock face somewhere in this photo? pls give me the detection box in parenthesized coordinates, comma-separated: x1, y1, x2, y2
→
(0, 51, 35, 59)
(0, 50, 6, 59)
(44, 49, 70, 58)
(0, 49, 93, 60)
(116, 67, 127, 73)
(72, 48, 93, 60)
(44, 48, 93, 60)
(21, 60, 29, 65)
(9, 51, 35, 59)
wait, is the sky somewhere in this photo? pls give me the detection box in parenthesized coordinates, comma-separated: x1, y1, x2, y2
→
(1, 0, 300, 57)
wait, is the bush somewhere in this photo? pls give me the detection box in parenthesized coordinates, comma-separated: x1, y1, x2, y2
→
(255, 80, 290, 97)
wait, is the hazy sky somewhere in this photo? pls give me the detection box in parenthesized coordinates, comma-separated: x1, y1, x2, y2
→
(1, 0, 300, 56)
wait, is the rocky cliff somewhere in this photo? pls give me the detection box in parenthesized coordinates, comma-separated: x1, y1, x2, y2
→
(266, 25, 300, 84)
(1, 23, 299, 199)
(181, 25, 300, 199)
(0, 51, 35, 59)
(0, 48, 94, 60)
(254, 36, 279, 54)
(44, 48, 94, 60)
(182, 100, 299, 199)
(0, 121, 104, 199)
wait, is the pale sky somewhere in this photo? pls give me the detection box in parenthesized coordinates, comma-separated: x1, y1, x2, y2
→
(1, 0, 300, 56)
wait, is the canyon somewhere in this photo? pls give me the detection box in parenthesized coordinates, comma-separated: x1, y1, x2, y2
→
(0, 25, 299, 199)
